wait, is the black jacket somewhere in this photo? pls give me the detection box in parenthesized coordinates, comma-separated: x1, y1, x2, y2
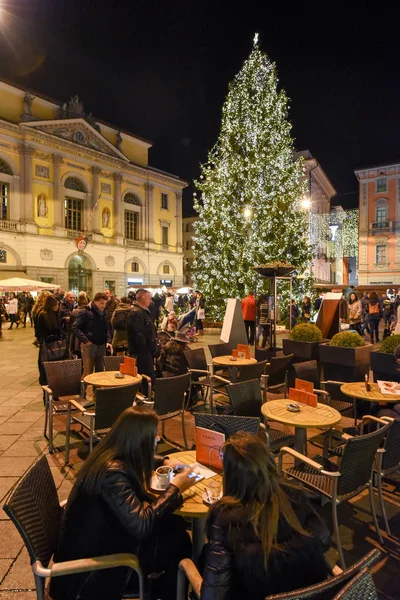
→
(72, 303, 111, 346)
(105, 295, 119, 322)
(200, 488, 331, 600)
(50, 458, 183, 600)
(127, 302, 157, 356)
(35, 311, 63, 343)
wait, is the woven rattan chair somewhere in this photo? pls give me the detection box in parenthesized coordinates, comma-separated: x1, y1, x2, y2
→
(279, 420, 392, 569)
(208, 342, 232, 358)
(194, 412, 260, 438)
(151, 373, 191, 449)
(225, 379, 295, 454)
(3, 455, 144, 600)
(374, 416, 400, 535)
(264, 354, 293, 399)
(64, 383, 141, 463)
(333, 568, 378, 600)
(176, 549, 381, 600)
(103, 355, 124, 371)
(42, 359, 86, 454)
(236, 359, 269, 384)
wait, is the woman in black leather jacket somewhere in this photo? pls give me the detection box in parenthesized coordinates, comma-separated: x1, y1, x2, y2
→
(50, 406, 195, 600)
(201, 433, 331, 600)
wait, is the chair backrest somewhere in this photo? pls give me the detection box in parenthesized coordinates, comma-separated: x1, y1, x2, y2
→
(43, 359, 82, 398)
(103, 355, 124, 371)
(264, 549, 380, 600)
(153, 373, 191, 416)
(324, 381, 350, 405)
(236, 360, 269, 383)
(208, 343, 232, 358)
(292, 360, 320, 388)
(381, 417, 400, 473)
(338, 421, 392, 497)
(333, 568, 378, 600)
(95, 383, 141, 430)
(184, 348, 208, 377)
(255, 347, 278, 362)
(194, 413, 260, 438)
(266, 354, 293, 387)
(3, 455, 62, 568)
(226, 379, 262, 417)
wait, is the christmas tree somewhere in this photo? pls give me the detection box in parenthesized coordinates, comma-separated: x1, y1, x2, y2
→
(192, 35, 312, 316)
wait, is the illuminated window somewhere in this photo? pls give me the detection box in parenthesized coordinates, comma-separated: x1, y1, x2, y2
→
(162, 226, 169, 246)
(131, 261, 139, 272)
(376, 245, 386, 264)
(125, 210, 139, 240)
(376, 178, 387, 193)
(163, 264, 170, 274)
(161, 193, 168, 209)
(0, 182, 8, 220)
(64, 197, 83, 231)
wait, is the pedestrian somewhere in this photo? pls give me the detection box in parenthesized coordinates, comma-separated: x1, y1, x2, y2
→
(383, 295, 393, 328)
(367, 291, 382, 344)
(127, 288, 159, 393)
(338, 294, 348, 324)
(348, 292, 362, 335)
(257, 294, 270, 349)
(6, 293, 19, 329)
(301, 296, 311, 322)
(23, 292, 34, 327)
(156, 331, 190, 377)
(111, 296, 132, 355)
(313, 294, 323, 312)
(195, 291, 206, 336)
(241, 291, 256, 345)
(59, 291, 76, 338)
(166, 310, 178, 335)
(72, 292, 112, 377)
(164, 293, 174, 313)
(360, 293, 370, 335)
(290, 298, 299, 328)
(0, 297, 6, 335)
(104, 288, 119, 324)
(69, 293, 89, 359)
(152, 292, 162, 328)
(35, 294, 64, 384)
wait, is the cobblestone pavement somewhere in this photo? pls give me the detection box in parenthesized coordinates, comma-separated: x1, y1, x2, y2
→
(0, 326, 399, 598)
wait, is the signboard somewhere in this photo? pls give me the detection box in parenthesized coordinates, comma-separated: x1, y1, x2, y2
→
(127, 278, 143, 284)
(160, 279, 173, 287)
(220, 298, 248, 347)
(76, 236, 88, 251)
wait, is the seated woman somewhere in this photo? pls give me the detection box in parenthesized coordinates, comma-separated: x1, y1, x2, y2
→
(50, 406, 195, 600)
(201, 433, 331, 600)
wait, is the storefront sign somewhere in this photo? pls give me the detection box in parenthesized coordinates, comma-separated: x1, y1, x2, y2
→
(160, 279, 172, 287)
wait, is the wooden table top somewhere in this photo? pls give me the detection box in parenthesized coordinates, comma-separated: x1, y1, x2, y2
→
(341, 382, 400, 403)
(261, 399, 341, 429)
(83, 371, 142, 388)
(170, 450, 223, 518)
(212, 355, 257, 367)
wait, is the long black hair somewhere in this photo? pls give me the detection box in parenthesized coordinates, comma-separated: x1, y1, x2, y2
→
(76, 405, 159, 496)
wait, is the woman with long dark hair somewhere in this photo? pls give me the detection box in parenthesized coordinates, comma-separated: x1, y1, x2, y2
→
(201, 433, 330, 600)
(35, 294, 63, 384)
(50, 406, 194, 600)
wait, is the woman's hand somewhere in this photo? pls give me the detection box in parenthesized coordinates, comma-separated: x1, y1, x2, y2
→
(172, 466, 196, 493)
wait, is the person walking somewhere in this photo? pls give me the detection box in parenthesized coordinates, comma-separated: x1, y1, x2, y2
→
(6, 293, 19, 329)
(257, 295, 270, 349)
(195, 291, 206, 335)
(290, 298, 299, 328)
(301, 296, 311, 322)
(104, 288, 119, 326)
(361, 293, 370, 335)
(348, 292, 362, 335)
(127, 288, 159, 392)
(367, 291, 382, 344)
(0, 298, 6, 335)
(72, 293, 112, 377)
(241, 291, 256, 345)
(59, 291, 76, 338)
(35, 294, 64, 385)
(164, 293, 174, 313)
(69, 293, 89, 359)
(23, 292, 34, 327)
(383, 295, 393, 329)
(111, 296, 132, 355)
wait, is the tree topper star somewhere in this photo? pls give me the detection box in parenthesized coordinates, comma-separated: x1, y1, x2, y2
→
(253, 32, 259, 47)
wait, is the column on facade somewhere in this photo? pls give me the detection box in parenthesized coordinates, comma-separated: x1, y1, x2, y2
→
(358, 180, 368, 279)
(52, 154, 64, 228)
(90, 166, 101, 233)
(113, 173, 123, 238)
(175, 192, 182, 250)
(145, 182, 155, 243)
(19, 144, 34, 222)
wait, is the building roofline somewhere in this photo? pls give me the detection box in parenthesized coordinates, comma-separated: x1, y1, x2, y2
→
(354, 159, 400, 174)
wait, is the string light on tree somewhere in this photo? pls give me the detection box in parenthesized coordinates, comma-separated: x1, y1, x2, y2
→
(192, 34, 313, 316)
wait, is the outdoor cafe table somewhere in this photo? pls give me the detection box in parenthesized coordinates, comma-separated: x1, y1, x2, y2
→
(212, 355, 257, 382)
(157, 450, 223, 562)
(340, 382, 400, 405)
(261, 399, 341, 462)
(83, 371, 142, 388)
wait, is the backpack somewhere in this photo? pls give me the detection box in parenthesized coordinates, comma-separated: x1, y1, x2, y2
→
(369, 303, 380, 315)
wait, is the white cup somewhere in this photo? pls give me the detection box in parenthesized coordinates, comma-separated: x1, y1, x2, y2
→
(156, 466, 173, 489)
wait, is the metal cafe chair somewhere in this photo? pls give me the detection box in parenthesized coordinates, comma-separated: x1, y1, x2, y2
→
(3, 455, 144, 600)
(65, 382, 141, 464)
(42, 359, 86, 454)
(103, 355, 124, 371)
(184, 348, 229, 412)
(279, 420, 392, 569)
(176, 549, 381, 600)
(194, 412, 260, 438)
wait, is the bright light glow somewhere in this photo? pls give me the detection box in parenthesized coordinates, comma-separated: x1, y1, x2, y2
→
(244, 207, 252, 219)
(329, 225, 339, 241)
(301, 197, 311, 210)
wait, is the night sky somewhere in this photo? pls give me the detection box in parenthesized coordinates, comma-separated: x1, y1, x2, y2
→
(1, 0, 400, 215)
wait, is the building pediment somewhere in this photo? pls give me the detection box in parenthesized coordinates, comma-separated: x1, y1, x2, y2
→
(22, 118, 129, 162)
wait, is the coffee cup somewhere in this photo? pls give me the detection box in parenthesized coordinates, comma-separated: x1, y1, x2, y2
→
(156, 466, 173, 489)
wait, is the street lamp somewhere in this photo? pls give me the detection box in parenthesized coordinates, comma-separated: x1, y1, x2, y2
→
(301, 196, 311, 210)
(244, 206, 252, 220)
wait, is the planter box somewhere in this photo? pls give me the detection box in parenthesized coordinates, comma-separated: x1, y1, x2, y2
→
(371, 351, 400, 383)
(319, 343, 373, 382)
(282, 338, 329, 363)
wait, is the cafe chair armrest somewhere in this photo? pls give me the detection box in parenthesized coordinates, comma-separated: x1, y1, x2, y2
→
(379, 415, 394, 423)
(314, 388, 329, 399)
(188, 368, 210, 376)
(279, 446, 324, 473)
(41, 385, 52, 397)
(49, 553, 142, 578)
(360, 415, 391, 434)
(212, 375, 231, 385)
(178, 558, 202, 600)
(68, 398, 89, 413)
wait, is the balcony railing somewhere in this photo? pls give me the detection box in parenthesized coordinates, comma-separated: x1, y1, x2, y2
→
(0, 219, 21, 232)
(371, 221, 392, 232)
(124, 239, 146, 248)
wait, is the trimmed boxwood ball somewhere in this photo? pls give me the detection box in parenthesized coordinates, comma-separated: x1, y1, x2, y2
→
(379, 335, 400, 354)
(330, 331, 365, 348)
(289, 323, 322, 342)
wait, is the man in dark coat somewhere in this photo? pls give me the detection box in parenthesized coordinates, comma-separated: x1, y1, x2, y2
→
(127, 289, 158, 392)
(59, 291, 76, 336)
(104, 288, 119, 323)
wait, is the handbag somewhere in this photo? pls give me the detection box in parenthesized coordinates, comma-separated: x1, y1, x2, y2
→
(41, 338, 68, 362)
(198, 308, 205, 320)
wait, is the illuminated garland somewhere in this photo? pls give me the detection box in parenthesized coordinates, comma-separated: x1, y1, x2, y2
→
(310, 209, 359, 260)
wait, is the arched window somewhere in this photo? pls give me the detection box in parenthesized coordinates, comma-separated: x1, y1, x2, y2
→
(163, 264, 170, 274)
(0, 158, 12, 176)
(124, 192, 141, 206)
(64, 177, 87, 192)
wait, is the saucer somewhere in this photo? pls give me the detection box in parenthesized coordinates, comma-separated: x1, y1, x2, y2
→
(150, 475, 174, 492)
(202, 491, 223, 506)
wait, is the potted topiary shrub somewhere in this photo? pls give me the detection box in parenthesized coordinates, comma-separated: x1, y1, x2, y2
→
(283, 323, 329, 362)
(319, 331, 372, 382)
(371, 335, 400, 383)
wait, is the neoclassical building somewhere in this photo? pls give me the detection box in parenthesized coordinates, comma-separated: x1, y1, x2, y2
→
(0, 80, 186, 296)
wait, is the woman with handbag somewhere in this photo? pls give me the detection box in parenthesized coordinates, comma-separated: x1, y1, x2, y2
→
(35, 294, 66, 384)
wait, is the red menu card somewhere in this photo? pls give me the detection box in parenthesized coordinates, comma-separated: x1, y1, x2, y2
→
(195, 427, 225, 470)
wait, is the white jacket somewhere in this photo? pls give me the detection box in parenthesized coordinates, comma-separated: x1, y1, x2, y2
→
(6, 298, 18, 315)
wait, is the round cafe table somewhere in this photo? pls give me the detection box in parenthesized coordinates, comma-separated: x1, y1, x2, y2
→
(158, 450, 223, 563)
(341, 382, 400, 405)
(83, 371, 142, 388)
(261, 399, 341, 462)
(212, 355, 257, 382)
